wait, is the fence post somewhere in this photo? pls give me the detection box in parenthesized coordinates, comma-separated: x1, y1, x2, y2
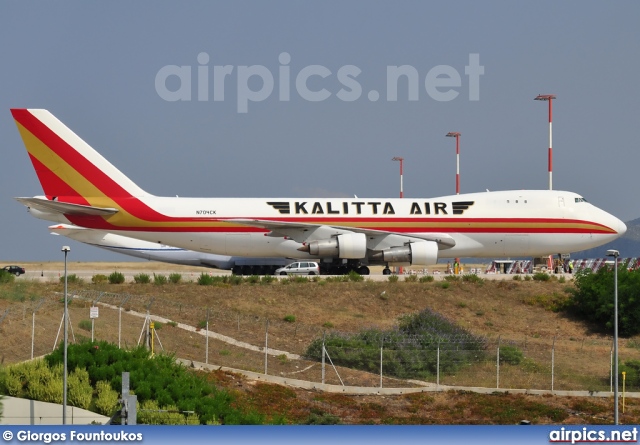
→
(118, 294, 131, 349)
(551, 335, 556, 392)
(322, 331, 326, 385)
(437, 342, 440, 390)
(379, 337, 383, 389)
(264, 319, 269, 375)
(31, 311, 36, 359)
(205, 308, 210, 365)
(91, 292, 103, 344)
(31, 299, 45, 360)
(496, 336, 501, 389)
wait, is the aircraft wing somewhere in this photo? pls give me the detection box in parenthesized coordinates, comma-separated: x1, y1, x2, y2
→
(15, 197, 119, 216)
(224, 218, 456, 249)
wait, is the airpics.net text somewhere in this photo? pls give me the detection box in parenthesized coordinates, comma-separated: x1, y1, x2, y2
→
(155, 52, 484, 113)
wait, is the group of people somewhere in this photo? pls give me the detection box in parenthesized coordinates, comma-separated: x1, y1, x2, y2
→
(554, 258, 574, 274)
(446, 259, 463, 275)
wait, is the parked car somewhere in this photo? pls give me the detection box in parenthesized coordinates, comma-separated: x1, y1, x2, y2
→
(274, 261, 320, 276)
(2, 265, 25, 276)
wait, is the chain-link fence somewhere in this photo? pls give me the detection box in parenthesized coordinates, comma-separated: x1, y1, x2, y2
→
(1, 289, 638, 392)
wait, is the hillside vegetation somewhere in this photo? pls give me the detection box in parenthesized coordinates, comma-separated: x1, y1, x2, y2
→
(2, 272, 640, 424)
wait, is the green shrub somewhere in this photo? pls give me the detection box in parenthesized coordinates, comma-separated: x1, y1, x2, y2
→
(440, 282, 450, 289)
(0, 369, 22, 396)
(512, 275, 522, 281)
(499, 345, 524, 365)
(92, 274, 108, 284)
(325, 275, 349, 283)
(306, 412, 342, 425)
(444, 275, 460, 282)
(0, 270, 15, 284)
(108, 271, 125, 284)
(67, 367, 92, 409)
(245, 275, 260, 284)
(347, 270, 364, 282)
(228, 275, 243, 285)
(281, 275, 307, 284)
(60, 274, 82, 284)
(283, 314, 296, 323)
(260, 275, 275, 285)
(404, 275, 418, 282)
(306, 308, 486, 379)
(44, 341, 263, 425)
(169, 273, 182, 284)
(462, 274, 484, 284)
(620, 360, 640, 390)
(78, 319, 92, 332)
(419, 275, 434, 283)
(524, 275, 532, 281)
(387, 275, 399, 283)
(197, 273, 214, 285)
(322, 322, 334, 329)
(568, 268, 640, 336)
(153, 273, 167, 285)
(532, 272, 550, 281)
(133, 273, 151, 284)
(94, 380, 119, 416)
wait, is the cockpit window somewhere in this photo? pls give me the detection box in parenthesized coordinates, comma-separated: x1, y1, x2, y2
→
(574, 197, 588, 203)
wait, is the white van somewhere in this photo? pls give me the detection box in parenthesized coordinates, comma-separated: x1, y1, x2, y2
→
(274, 261, 320, 276)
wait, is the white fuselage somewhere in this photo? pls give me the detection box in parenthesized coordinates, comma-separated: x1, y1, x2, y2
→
(56, 189, 625, 261)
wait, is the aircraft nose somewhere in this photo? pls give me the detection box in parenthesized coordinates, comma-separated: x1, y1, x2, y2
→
(617, 219, 627, 236)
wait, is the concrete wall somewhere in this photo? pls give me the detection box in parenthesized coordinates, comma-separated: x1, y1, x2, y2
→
(0, 396, 110, 425)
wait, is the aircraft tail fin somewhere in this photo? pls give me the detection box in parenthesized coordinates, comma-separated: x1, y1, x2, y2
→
(11, 109, 150, 203)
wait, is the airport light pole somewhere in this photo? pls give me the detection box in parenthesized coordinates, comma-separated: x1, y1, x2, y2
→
(446, 132, 461, 194)
(534, 94, 556, 190)
(606, 249, 620, 424)
(61, 246, 70, 425)
(391, 157, 404, 274)
(392, 157, 404, 198)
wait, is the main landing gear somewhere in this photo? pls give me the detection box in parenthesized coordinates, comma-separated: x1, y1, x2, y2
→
(320, 260, 370, 275)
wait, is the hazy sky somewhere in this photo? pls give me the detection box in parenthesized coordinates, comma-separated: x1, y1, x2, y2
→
(1, 1, 639, 262)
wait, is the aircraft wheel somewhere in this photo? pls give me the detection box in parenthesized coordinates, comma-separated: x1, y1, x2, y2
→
(382, 268, 391, 275)
(358, 266, 370, 275)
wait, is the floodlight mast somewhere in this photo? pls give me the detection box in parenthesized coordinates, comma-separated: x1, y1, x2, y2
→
(606, 249, 620, 425)
(392, 157, 404, 198)
(61, 246, 70, 424)
(446, 132, 461, 194)
(534, 94, 556, 190)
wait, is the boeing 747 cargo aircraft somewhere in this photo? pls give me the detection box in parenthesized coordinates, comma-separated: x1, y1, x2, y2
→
(12, 109, 626, 275)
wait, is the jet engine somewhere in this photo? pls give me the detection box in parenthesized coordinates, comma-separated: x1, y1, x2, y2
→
(370, 241, 438, 266)
(27, 207, 70, 224)
(299, 233, 367, 259)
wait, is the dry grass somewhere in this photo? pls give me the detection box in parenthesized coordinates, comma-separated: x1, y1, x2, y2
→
(1, 267, 640, 424)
